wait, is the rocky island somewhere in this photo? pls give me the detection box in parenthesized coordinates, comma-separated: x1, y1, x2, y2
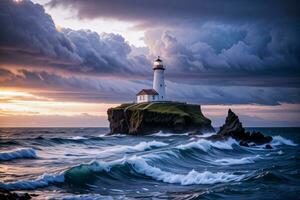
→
(107, 57, 273, 147)
(107, 102, 214, 135)
(108, 104, 273, 148)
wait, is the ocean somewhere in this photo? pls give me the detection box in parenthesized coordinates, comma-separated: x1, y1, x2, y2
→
(0, 127, 299, 199)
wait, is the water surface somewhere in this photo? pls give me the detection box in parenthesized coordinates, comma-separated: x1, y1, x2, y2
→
(0, 127, 299, 199)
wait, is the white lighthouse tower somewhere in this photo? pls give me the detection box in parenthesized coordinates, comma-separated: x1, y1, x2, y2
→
(153, 57, 166, 101)
(136, 56, 167, 103)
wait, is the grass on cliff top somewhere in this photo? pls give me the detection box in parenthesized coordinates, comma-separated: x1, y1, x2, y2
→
(112, 102, 209, 124)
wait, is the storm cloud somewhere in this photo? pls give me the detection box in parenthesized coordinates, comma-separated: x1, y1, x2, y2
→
(47, 0, 300, 86)
(48, 0, 300, 26)
(0, 0, 150, 76)
(0, 0, 300, 107)
(145, 28, 300, 87)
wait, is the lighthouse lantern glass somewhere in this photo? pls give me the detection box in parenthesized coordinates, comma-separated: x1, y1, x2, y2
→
(154, 61, 160, 66)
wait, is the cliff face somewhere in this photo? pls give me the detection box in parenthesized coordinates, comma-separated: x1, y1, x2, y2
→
(107, 102, 214, 135)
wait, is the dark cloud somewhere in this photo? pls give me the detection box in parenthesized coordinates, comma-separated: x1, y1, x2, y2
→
(47, 0, 300, 87)
(166, 81, 300, 106)
(48, 0, 300, 26)
(145, 27, 300, 87)
(0, 0, 81, 65)
(0, 0, 300, 107)
(0, 0, 150, 76)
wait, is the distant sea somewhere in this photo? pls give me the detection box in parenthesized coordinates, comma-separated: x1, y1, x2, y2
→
(0, 127, 299, 199)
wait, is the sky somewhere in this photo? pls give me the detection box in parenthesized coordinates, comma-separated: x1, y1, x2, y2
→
(0, 0, 299, 127)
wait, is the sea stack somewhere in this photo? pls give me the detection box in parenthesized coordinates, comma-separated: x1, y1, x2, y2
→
(214, 109, 273, 147)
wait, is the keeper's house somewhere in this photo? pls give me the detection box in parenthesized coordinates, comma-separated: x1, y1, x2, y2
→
(136, 89, 159, 103)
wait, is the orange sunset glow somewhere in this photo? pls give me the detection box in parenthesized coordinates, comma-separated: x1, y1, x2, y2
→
(0, 89, 118, 127)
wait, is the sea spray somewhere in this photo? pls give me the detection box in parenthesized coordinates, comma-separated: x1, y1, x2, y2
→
(271, 136, 297, 146)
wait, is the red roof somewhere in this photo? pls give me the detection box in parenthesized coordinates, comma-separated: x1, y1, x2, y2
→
(136, 89, 159, 96)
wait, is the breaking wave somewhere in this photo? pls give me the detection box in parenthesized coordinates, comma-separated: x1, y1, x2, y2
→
(125, 156, 244, 185)
(100, 140, 168, 155)
(0, 154, 243, 190)
(0, 148, 37, 161)
(151, 131, 189, 137)
(69, 136, 88, 140)
(0, 129, 298, 195)
(271, 136, 297, 146)
(65, 156, 243, 186)
(214, 155, 261, 165)
(177, 138, 237, 152)
(0, 173, 64, 190)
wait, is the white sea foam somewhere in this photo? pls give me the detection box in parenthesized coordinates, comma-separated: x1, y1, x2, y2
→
(79, 156, 243, 185)
(0, 151, 243, 190)
(0, 148, 37, 161)
(0, 173, 64, 190)
(130, 140, 168, 151)
(69, 136, 88, 140)
(126, 156, 243, 185)
(62, 194, 113, 200)
(177, 138, 237, 152)
(214, 155, 261, 165)
(271, 136, 297, 146)
(277, 150, 284, 155)
(100, 140, 168, 155)
(98, 134, 126, 138)
(151, 131, 189, 137)
(195, 132, 216, 138)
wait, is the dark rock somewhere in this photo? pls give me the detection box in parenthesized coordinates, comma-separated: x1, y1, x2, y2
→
(218, 109, 245, 137)
(107, 102, 214, 135)
(0, 191, 32, 200)
(249, 132, 272, 145)
(265, 144, 273, 149)
(216, 109, 272, 146)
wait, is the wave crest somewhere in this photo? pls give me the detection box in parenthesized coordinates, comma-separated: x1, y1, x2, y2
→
(271, 136, 297, 146)
(0, 173, 64, 190)
(177, 138, 237, 152)
(65, 156, 243, 186)
(100, 140, 168, 155)
(0, 148, 37, 161)
(127, 156, 243, 185)
(214, 155, 261, 165)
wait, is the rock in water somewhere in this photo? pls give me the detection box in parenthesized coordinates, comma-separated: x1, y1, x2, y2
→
(0, 190, 32, 200)
(217, 109, 272, 146)
(107, 102, 214, 135)
(218, 109, 245, 139)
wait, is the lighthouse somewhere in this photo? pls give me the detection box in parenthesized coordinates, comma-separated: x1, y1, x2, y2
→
(153, 57, 166, 101)
(136, 57, 166, 103)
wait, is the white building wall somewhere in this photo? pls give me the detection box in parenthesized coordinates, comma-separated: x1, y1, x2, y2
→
(153, 69, 166, 101)
(137, 94, 159, 103)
